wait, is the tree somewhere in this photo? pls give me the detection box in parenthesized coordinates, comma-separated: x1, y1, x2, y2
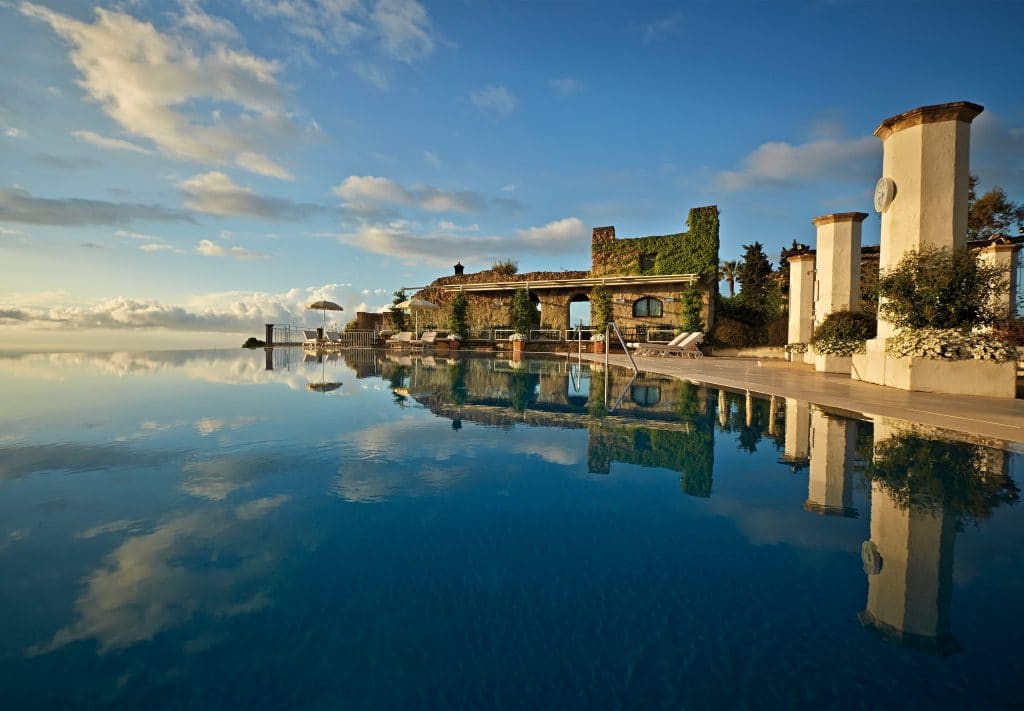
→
(590, 285, 612, 332)
(510, 288, 533, 336)
(449, 291, 469, 339)
(736, 242, 773, 305)
(718, 260, 738, 297)
(681, 288, 704, 332)
(968, 174, 1024, 240)
(389, 290, 407, 331)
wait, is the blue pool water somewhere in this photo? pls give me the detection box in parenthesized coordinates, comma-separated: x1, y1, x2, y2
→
(1, 348, 1022, 708)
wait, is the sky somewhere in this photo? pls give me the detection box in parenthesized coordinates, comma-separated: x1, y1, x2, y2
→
(1, 0, 1022, 350)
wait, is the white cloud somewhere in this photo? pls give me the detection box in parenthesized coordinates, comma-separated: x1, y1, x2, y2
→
(333, 175, 484, 213)
(241, 0, 435, 74)
(139, 242, 178, 253)
(336, 216, 587, 266)
(0, 186, 192, 226)
(23, 3, 298, 179)
(115, 229, 158, 240)
(72, 130, 150, 155)
(177, 0, 239, 40)
(500, 184, 516, 192)
(179, 171, 321, 219)
(547, 78, 583, 97)
(470, 85, 518, 117)
(714, 135, 879, 191)
(641, 13, 683, 42)
(4, 127, 26, 138)
(0, 283, 365, 335)
(195, 238, 266, 259)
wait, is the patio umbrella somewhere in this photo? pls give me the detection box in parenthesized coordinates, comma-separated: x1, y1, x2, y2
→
(306, 300, 344, 328)
(395, 298, 437, 336)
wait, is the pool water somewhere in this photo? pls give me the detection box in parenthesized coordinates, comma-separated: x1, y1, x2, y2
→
(0, 348, 1022, 708)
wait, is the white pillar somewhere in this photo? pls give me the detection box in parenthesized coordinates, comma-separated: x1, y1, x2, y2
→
(787, 252, 816, 348)
(977, 241, 1018, 319)
(875, 101, 983, 338)
(805, 407, 857, 517)
(812, 212, 867, 373)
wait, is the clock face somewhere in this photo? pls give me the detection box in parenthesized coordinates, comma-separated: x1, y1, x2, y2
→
(874, 177, 895, 213)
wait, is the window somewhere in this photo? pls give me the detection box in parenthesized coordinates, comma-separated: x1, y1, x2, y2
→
(639, 253, 656, 272)
(633, 296, 663, 318)
(630, 385, 662, 406)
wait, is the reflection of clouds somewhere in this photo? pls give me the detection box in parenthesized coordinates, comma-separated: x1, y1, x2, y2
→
(0, 442, 167, 482)
(29, 497, 291, 656)
(194, 416, 260, 436)
(76, 519, 143, 540)
(333, 414, 585, 502)
(0, 350, 327, 392)
(181, 453, 284, 501)
(704, 493, 859, 553)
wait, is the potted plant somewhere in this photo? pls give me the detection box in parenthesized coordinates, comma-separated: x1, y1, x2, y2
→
(510, 331, 527, 354)
(591, 332, 606, 354)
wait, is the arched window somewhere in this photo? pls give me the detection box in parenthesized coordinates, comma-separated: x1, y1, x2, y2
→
(633, 296, 663, 318)
(630, 385, 662, 406)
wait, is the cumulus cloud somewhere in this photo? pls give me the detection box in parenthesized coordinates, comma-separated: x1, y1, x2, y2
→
(0, 186, 193, 226)
(71, 130, 150, 155)
(714, 135, 879, 191)
(336, 216, 587, 266)
(179, 171, 322, 220)
(22, 3, 298, 179)
(470, 85, 518, 117)
(4, 127, 26, 138)
(548, 78, 583, 97)
(0, 283, 368, 335)
(195, 238, 266, 259)
(333, 175, 484, 213)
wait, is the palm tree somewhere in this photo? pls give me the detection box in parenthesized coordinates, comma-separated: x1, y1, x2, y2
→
(719, 260, 738, 298)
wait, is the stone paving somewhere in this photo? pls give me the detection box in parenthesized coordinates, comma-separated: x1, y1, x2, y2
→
(577, 353, 1024, 445)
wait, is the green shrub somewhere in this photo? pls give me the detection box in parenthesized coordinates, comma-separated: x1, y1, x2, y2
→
(711, 317, 758, 348)
(491, 258, 518, 277)
(811, 310, 876, 356)
(877, 246, 1007, 330)
(765, 316, 788, 346)
(510, 288, 532, 336)
(449, 291, 469, 339)
(681, 288, 704, 332)
(591, 285, 612, 331)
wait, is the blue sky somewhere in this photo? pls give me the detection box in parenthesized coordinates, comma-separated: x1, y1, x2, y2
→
(1, 0, 1022, 348)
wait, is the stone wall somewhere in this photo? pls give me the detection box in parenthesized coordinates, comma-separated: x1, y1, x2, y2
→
(591, 206, 720, 280)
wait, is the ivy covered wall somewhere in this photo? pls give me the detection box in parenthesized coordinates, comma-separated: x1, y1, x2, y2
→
(591, 205, 720, 281)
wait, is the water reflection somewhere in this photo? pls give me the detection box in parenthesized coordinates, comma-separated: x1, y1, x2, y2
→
(0, 348, 1022, 705)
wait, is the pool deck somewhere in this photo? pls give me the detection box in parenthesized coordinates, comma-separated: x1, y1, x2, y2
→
(577, 353, 1024, 444)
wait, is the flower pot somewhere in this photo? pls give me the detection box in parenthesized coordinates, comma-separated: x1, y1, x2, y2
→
(512, 340, 524, 354)
(593, 342, 605, 354)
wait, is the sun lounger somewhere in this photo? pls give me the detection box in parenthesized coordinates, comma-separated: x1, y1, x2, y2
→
(303, 329, 321, 348)
(628, 331, 689, 350)
(410, 331, 439, 351)
(325, 332, 343, 349)
(635, 332, 704, 357)
(387, 332, 414, 348)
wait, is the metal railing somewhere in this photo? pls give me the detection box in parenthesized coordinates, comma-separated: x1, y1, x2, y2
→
(493, 328, 516, 341)
(530, 328, 562, 341)
(468, 329, 493, 341)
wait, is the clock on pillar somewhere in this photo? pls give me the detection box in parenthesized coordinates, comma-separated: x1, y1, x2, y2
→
(874, 177, 896, 213)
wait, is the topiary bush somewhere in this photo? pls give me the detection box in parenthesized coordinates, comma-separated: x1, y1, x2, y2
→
(681, 287, 704, 333)
(812, 310, 876, 356)
(449, 291, 469, 340)
(711, 317, 758, 348)
(510, 288, 533, 337)
(886, 328, 1018, 362)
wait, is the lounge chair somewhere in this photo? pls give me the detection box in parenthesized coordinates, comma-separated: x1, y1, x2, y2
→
(303, 329, 321, 348)
(635, 332, 704, 358)
(326, 332, 344, 349)
(411, 331, 439, 351)
(387, 332, 414, 348)
(628, 331, 688, 350)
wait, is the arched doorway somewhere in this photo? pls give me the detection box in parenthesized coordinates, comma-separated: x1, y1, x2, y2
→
(528, 292, 542, 331)
(568, 292, 590, 329)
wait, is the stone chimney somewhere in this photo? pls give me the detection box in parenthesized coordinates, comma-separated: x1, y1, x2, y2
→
(454, 261, 465, 276)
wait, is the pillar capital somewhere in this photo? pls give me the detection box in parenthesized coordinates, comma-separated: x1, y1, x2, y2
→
(787, 251, 816, 264)
(874, 101, 983, 141)
(811, 212, 869, 227)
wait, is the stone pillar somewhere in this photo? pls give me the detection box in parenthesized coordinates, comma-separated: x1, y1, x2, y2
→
(874, 101, 983, 338)
(780, 397, 811, 467)
(804, 407, 857, 517)
(265, 323, 274, 347)
(978, 241, 1018, 319)
(787, 253, 816, 359)
(812, 212, 867, 373)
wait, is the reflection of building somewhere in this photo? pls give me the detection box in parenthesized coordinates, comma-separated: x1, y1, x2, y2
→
(779, 398, 810, 468)
(804, 407, 858, 517)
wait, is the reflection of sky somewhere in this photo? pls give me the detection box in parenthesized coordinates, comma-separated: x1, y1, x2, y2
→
(1, 348, 1023, 707)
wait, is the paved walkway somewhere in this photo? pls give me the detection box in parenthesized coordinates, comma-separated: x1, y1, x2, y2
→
(577, 353, 1024, 444)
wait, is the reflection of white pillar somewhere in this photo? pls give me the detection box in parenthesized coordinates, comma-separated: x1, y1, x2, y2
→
(805, 407, 857, 517)
(768, 396, 778, 436)
(781, 398, 811, 465)
(859, 423, 958, 653)
(787, 252, 816, 364)
(812, 212, 867, 374)
(718, 389, 728, 428)
(745, 390, 753, 428)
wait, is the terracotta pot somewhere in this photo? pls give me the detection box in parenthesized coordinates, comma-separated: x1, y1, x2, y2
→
(512, 339, 524, 354)
(593, 341, 605, 354)
(448, 339, 460, 351)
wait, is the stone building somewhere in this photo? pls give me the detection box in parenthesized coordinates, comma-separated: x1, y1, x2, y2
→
(410, 206, 720, 339)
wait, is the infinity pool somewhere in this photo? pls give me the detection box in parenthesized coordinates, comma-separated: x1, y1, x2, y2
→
(1, 348, 1022, 708)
